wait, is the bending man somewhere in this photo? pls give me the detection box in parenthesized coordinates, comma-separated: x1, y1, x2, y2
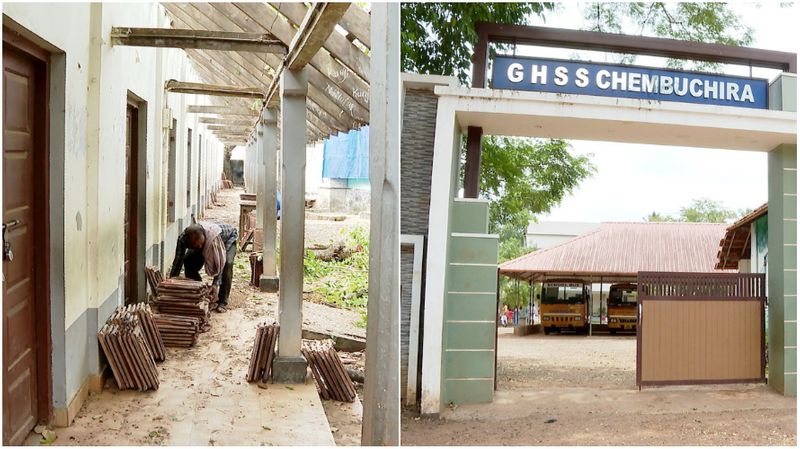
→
(169, 220, 238, 313)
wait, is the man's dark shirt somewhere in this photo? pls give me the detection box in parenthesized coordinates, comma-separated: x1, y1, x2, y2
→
(169, 221, 238, 285)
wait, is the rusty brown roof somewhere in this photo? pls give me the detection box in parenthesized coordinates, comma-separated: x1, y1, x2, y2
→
(716, 203, 768, 270)
(500, 222, 731, 281)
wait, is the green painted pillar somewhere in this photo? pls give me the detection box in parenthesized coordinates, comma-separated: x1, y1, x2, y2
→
(767, 73, 797, 397)
(768, 143, 797, 396)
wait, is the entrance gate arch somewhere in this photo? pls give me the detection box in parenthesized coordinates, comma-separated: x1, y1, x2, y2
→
(416, 24, 797, 416)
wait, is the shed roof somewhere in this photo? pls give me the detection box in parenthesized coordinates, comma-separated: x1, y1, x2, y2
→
(161, 2, 371, 145)
(500, 221, 731, 282)
(715, 203, 768, 270)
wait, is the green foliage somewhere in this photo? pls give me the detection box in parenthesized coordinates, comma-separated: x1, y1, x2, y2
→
(304, 227, 369, 327)
(501, 278, 542, 309)
(646, 197, 741, 223)
(473, 136, 596, 242)
(401, 2, 555, 84)
(584, 3, 754, 70)
(402, 2, 752, 84)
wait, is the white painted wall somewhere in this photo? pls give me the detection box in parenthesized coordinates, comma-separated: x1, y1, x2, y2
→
(525, 221, 600, 249)
(4, 2, 228, 409)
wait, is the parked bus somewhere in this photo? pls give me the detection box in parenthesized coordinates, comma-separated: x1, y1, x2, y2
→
(541, 280, 590, 334)
(607, 283, 637, 334)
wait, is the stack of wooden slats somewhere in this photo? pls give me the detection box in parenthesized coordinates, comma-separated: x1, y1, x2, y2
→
(119, 303, 165, 362)
(246, 323, 279, 383)
(249, 252, 263, 287)
(97, 308, 160, 391)
(153, 314, 202, 348)
(302, 340, 357, 402)
(153, 278, 212, 328)
(144, 266, 164, 299)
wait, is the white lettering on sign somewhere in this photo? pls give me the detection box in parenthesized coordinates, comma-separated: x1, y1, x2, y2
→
(690, 79, 703, 97)
(502, 61, 759, 104)
(741, 84, 755, 102)
(530, 65, 547, 84)
(575, 68, 589, 87)
(596, 70, 611, 89)
(628, 72, 641, 92)
(508, 63, 524, 83)
(554, 66, 569, 86)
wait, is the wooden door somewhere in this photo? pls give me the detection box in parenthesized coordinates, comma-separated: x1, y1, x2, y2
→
(3, 40, 47, 446)
(124, 104, 139, 305)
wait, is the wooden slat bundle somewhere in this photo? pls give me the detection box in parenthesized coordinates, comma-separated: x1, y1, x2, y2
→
(117, 303, 166, 362)
(97, 308, 160, 391)
(144, 266, 164, 299)
(153, 314, 202, 348)
(246, 323, 279, 383)
(249, 252, 263, 287)
(153, 277, 213, 329)
(302, 340, 357, 402)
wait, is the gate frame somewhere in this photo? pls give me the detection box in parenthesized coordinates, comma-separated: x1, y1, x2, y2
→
(636, 271, 767, 388)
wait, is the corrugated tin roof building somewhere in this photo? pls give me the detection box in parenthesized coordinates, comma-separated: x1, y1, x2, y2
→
(501, 222, 731, 282)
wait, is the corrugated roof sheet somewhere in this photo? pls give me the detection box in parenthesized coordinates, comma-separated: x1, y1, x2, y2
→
(501, 222, 731, 279)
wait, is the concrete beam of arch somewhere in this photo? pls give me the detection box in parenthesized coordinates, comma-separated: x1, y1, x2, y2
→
(435, 86, 796, 152)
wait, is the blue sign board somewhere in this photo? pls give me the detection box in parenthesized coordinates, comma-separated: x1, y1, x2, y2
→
(491, 55, 768, 109)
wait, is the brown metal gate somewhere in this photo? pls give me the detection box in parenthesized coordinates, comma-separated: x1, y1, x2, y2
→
(637, 272, 766, 387)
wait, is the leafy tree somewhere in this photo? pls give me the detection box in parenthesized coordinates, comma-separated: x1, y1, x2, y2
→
(401, 3, 555, 84)
(401, 2, 754, 84)
(645, 211, 677, 222)
(401, 2, 754, 246)
(473, 136, 595, 240)
(583, 3, 754, 70)
(646, 197, 740, 223)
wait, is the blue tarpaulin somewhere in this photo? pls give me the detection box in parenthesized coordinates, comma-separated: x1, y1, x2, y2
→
(321, 126, 369, 179)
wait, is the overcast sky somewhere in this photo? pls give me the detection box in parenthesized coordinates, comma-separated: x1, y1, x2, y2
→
(516, 2, 798, 223)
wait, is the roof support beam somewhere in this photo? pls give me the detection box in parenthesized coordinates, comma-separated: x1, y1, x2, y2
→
(187, 105, 259, 116)
(165, 80, 264, 98)
(164, 4, 352, 135)
(206, 124, 254, 132)
(285, 3, 350, 70)
(472, 22, 797, 88)
(199, 117, 257, 126)
(110, 27, 287, 53)
(264, 3, 350, 106)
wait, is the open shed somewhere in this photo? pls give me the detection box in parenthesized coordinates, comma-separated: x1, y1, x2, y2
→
(500, 221, 732, 283)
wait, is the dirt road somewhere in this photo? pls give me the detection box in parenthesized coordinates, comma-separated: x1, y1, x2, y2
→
(402, 329, 796, 446)
(26, 188, 365, 446)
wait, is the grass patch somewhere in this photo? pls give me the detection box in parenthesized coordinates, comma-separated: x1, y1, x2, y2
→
(304, 227, 369, 327)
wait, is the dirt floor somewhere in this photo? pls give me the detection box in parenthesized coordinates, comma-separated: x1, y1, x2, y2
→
(26, 188, 366, 446)
(401, 327, 797, 446)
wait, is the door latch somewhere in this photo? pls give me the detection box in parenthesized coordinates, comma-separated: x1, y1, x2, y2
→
(2, 220, 20, 262)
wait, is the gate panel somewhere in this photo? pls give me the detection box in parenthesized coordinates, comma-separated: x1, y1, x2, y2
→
(637, 272, 765, 387)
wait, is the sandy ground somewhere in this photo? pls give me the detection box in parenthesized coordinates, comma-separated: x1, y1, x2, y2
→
(401, 328, 796, 446)
(25, 188, 365, 446)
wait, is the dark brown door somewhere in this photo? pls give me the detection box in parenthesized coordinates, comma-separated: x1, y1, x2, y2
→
(3, 41, 45, 446)
(124, 103, 139, 305)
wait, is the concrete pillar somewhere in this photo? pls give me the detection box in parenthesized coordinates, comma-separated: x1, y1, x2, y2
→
(767, 73, 797, 397)
(768, 143, 797, 397)
(272, 68, 308, 383)
(245, 141, 252, 194)
(256, 123, 264, 229)
(260, 108, 279, 292)
(361, 3, 400, 445)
